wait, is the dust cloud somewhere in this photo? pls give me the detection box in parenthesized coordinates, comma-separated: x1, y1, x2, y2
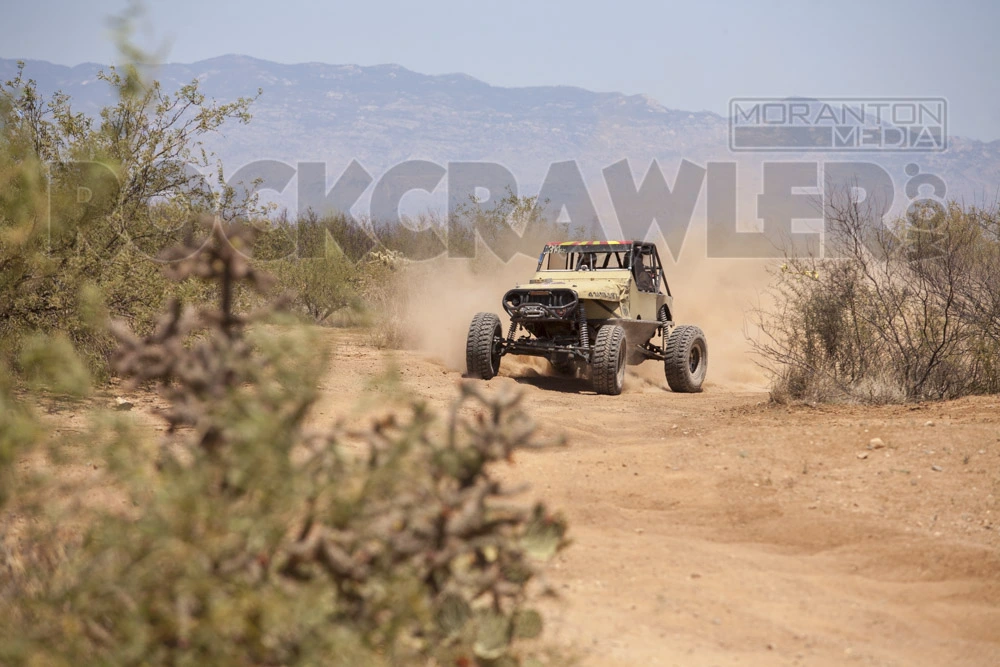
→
(401, 248, 536, 370)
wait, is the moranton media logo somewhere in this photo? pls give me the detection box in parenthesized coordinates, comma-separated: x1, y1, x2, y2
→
(729, 97, 947, 152)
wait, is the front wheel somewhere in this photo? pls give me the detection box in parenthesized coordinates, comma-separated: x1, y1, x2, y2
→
(664, 325, 707, 393)
(592, 324, 626, 395)
(466, 312, 503, 380)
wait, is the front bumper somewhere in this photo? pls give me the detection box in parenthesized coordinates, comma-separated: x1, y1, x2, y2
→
(502, 288, 579, 321)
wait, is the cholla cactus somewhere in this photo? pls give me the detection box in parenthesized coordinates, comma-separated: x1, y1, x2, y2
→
(10, 217, 567, 666)
(364, 247, 409, 271)
(110, 218, 278, 445)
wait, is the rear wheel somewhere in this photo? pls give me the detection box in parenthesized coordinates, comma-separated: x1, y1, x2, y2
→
(466, 312, 503, 380)
(592, 324, 626, 395)
(664, 325, 707, 393)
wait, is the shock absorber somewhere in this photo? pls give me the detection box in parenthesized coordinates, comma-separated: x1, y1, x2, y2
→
(658, 306, 670, 347)
(577, 306, 589, 348)
(506, 320, 518, 341)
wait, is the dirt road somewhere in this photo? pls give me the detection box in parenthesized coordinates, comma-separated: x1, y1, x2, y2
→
(313, 329, 1000, 667)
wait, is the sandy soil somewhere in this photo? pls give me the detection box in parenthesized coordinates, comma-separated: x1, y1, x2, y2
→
(30, 321, 999, 666)
(309, 328, 1000, 667)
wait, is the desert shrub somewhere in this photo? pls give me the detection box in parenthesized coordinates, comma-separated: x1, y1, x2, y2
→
(0, 220, 568, 665)
(266, 252, 360, 324)
(254, 212, 367, 324)
(753, 197, 1000, 403)
(259, 211, 413, 341)
(0, 58, 259, 377)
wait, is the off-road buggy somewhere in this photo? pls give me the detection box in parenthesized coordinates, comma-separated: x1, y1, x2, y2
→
(466, 240, 707, 395)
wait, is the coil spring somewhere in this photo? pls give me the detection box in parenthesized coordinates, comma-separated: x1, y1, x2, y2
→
(506, 320, 517, 340)
(578, 306, 589, 348)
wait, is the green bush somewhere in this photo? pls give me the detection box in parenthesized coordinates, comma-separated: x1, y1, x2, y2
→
(0, 59, 258, 377)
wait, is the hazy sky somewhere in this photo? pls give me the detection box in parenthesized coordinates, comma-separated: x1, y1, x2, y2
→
(2, 0, 998, 141)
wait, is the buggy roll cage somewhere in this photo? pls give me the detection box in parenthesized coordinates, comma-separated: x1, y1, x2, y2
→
(536, 241, 672, 297)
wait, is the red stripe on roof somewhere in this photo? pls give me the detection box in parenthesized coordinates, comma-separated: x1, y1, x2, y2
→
(545, 240, 634, 245)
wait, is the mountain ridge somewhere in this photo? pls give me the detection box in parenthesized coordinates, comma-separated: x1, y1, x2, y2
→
(2, 55, 997, 213)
